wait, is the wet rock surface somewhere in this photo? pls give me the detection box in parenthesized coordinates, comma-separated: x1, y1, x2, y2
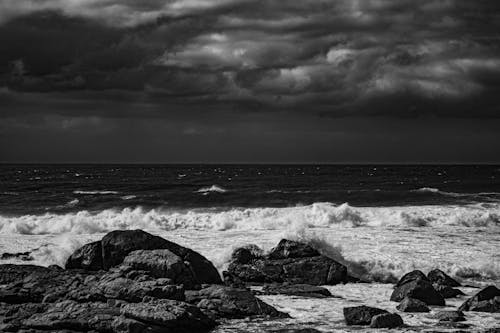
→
(260, 283, 333, 298)
(370, 312, 404, 328)
(396, 296, 430, 312)
(224, 239, 348, 285)
(343, 305, 389, 325)
(459, 286, 500, 313)
(390, 270, 445, 305)
(0, 230, 288, 332)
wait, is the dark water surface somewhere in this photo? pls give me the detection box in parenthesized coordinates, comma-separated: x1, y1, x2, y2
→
(1, 164, 499, 215)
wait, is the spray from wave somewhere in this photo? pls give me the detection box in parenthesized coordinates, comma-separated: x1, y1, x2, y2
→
(196, 185, 227, 194)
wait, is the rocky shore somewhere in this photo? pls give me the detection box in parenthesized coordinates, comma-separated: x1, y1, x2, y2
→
(0, 229, 498, 332)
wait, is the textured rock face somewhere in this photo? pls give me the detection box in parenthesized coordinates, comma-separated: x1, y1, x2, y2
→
(459, 286, 500, 313)
(185, 285, 289, 320)
(427, 269, 461, 287)
(343, 306, 388, 325)
(391, 271, 445, 306)
(261, 284, 333, 298)
(434, 310, 466, 322)
(225, 240, 348, 285)
(65, 241, 103, 271)
(120, 298, 216, 332)
(396, 297, 430, 312)
(66, 229, 222, 285)
(433, 284, 465, 298)
(370, 313, 404, 328)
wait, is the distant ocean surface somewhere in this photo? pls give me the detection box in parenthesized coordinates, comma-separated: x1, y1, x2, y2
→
(1, 164, 499, 331)
(1, 164, 500, 214)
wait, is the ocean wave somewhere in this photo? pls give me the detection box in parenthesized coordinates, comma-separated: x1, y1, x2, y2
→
(196, 185, 227, 194)
(73, 190, 119, 195)
(413, 187, 500, 199)
(0, 202, 499, 235)
(121, 195, 137, 200)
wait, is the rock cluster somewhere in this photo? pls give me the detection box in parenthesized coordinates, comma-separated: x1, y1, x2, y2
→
(223, 239, 349, 285)
(0, 230, 288, 333)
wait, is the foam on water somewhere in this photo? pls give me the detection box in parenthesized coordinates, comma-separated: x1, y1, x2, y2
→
(1, 203, 498, 236)
(196, 185, 228, 194)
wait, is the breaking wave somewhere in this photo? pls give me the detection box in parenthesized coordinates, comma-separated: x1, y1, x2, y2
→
(196, 185, 227, 194)
(73, 190, 119, 195)
(0, 202, 498, 235)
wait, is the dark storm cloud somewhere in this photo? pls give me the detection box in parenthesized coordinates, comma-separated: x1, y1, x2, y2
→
(1, 0, 500, 119)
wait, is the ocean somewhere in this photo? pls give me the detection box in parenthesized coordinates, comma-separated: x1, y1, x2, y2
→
(1, 164, 499, 331)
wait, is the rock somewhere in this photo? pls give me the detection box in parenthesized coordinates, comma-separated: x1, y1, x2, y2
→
(121, 249, 200, 288)
(434, 310, 466, 322)
(459, 285, 500, 312)
(225, 240, 348, 285)
(267, 239, 320, 260)
(343, 305, 388, 325)
(370, 313, 404, 328)
(396, 297, 430, 312)
(433, 284, 465, 298)
(0, 252, 34, 261)
(427, 269, 461, 287)
(395, 270, 428, 288)
(65, 241, 103, 271)
(21, 300, 120, 332)
(120, 298, 216, 332)
(96, 274, 185, 302)
(231, 244, 264, 264)
(261, 284, 333, 298)
(0, 265, 51, 284)
(100, 230, 222, 284)
(391, 271, 445, 305)
(185, 285, 289, 320)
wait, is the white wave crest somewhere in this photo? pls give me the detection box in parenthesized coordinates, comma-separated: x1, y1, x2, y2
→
(0, 202, 499, 236)
(196, 185, 227, 194)
(73, 190, 119, 195)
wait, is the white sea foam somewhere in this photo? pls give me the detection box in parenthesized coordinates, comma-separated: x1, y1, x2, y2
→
(1, 202, 499, 236)
(121, 195, 137, 200)
(196, 185, 227, 194)
(73, 190, 119, 195)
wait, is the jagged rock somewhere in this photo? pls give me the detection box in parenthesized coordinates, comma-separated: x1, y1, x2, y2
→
(120, 298, 216, 332)
(0, 252, 34, 261)
(427, 269, 461, 287)
(396, 297, 430, 312)
(0, 265, 52, 285)
(65, 241, 102, 271)
(459, 286, 500, 313)
(268, 239, 320, 260)
(231, 244, 264, 264)
(434, 310, 466, 322)
(370, 313, 404, 328)
(185, 285, 289, 320)
(343, 305, 388, 325)
(21, 300, 120, 332)
(261, 284, 333, 298)
(391, 271, 445, 305)
(225, 240, 348, 285)
(433, 284, 465, 298)
(120, 249, 199, 288)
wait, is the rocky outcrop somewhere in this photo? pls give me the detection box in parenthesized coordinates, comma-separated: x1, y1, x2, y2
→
(0, 230, 290, 332)
(459, 286, 500, 313)
(390, 270, 445, 305)
(370, 313, 404, 328)
(261, 284, 333, 298)
(343, 305, 388, 325)
(185, 285, 289, 320)
(433, 310, 466, 322)
(427, 269, 461, 287)
(396, 297, 430, 312)
(224, 239, 348, 285)
(66, 230, 222, 285)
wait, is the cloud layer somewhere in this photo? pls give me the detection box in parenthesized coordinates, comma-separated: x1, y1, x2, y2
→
(1, 0, 500, 119)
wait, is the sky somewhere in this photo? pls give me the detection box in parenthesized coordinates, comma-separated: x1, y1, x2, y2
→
(1, 0, 500, 163)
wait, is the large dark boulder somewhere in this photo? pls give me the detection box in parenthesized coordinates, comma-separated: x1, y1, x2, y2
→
(396, 297, 430, 312)
(370, 313, 404, 328)
(391, 271, 445, 306)
(224, 240, 348, 285)
(427, 269, 461, 287)
(120, 298, 216, 332)
(261, 284, 333, 298)
(459, 286, 500, 313)
(343, 305, 388, 325)
(66, 230, 222, 285)
(268, 239, 320, 260)
(65, 241, 102, 271)
(185, 285, 289, 320)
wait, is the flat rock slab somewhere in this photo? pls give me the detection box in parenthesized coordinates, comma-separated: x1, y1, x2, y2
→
(261, 284, 333, 298)
(343, 305, 388, 325)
